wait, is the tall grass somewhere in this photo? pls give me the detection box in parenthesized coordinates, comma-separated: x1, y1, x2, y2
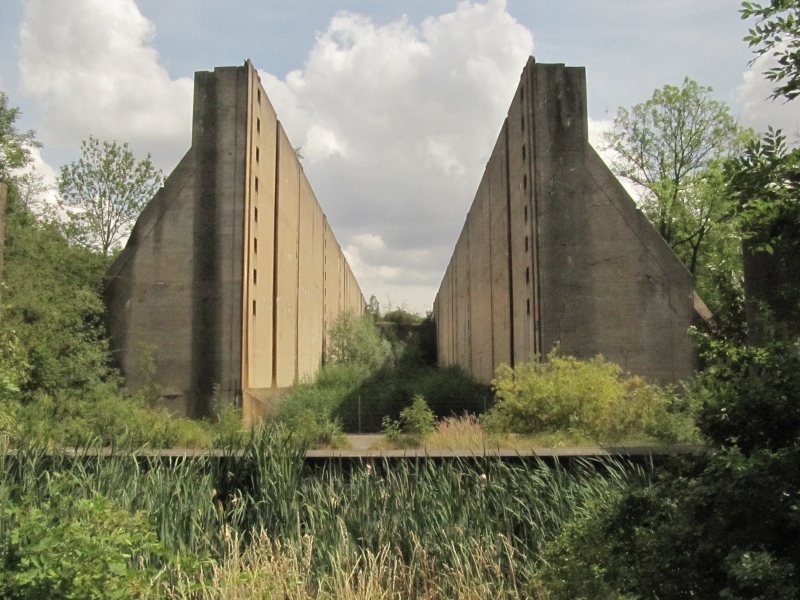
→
(0, 427, 643, 597)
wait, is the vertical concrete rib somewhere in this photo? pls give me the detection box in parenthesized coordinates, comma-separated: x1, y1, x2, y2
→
(270, 123, 281, 387)
(190, 71, 220, 417)
(504, 121, 515, 367)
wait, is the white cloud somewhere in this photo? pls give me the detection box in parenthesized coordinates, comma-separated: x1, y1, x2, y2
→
(17, 145, 59, 211)
(587, 116, 641, 201)
(261, 0, 534, 313)
(15, 0, 535, 314)
(353, 232, 386, 251)
(18, 0, 192, 170)
(588, 117, 612, 153)
(738, 48, 800, 140)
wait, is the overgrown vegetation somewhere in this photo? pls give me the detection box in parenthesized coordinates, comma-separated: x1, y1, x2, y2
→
(381, 394, 436, 445)
(276, 308, 489, 441)
(0, 430, 636, 598)
(483, 351, 699, 445)
(0, 101, 233, 449)
(2, 1, 800, 595)
(529, 8, 800, 590)
(536, 338, 800, 599)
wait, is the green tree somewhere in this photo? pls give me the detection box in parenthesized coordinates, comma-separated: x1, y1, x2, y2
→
(366, 294, 380, 319)
(0, 91, 39, 183)
(58, 136, 163, 255)
(725, 128, 800, 346)
(602, 78, 745, 277)
(742, 0, 800, 100)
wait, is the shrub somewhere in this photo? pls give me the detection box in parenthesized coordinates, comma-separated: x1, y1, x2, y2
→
(412, 366, 490, 417)
(382, 394, 436, 445)
(325, 311, 393, 371)
(12, 385, 188, 448)
(276, 362, 365, 444)
(483, 352, 696, 443)
(695, 339, 800, 454)
(0, 477, 166, 599)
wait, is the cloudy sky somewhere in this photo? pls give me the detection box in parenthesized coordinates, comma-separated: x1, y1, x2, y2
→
(1, 0, 798, 313)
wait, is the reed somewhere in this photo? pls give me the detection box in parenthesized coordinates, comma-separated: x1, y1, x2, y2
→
(0, 426, 642, 598)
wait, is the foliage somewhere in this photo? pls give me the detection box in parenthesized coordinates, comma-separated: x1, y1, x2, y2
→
(281, 310, 484, 436)
(2, 188, 112, 394)
(602, 77, 746, 281)
(276, 362, 365, 442)
(424, 414, 488, 451)
(377, 309, 437, 368)
(695, 337, 800, 454)
(728, 127, 800, 253)
(58, 136, 163, 255)
(382, 394, 436, 445)
(365, 293, 380, 319)
(483, 352, 697, 444)
(0, 91, 39, 183)
(742, 0, 800, 100)
(725, 128, 800, 344)
(325, 311, 394, 371)
(0, 430, 638, 598)
(540, 449, 800, 599)
(541, 336, 800, 599)
(0, 475, 166, 600)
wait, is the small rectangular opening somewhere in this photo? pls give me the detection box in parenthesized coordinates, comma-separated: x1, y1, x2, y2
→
(254, 207, 258, 223)
(254, 237, 258, 254)
(525, 236, 529, 252)
(253, 269, 257, 284)
(252, 300, 257, 316)
(522, 144, 526, 160)
(525, 267, 530, 284)
(524, 204, 528, 222)
(255, 177, 259, 192)
(255, 147, 260, 162)
(256, 117, 260, 133)
(521, 114, 524, 132)
(523, 174, 527, 190)
(526, 298, 531, 316)
(257, 89, 261, 104)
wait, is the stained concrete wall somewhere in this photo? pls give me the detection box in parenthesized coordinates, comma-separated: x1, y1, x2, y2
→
(242, 64, 278, 392)
(434, 58, 700, 385)
(104, 61, 364, 418)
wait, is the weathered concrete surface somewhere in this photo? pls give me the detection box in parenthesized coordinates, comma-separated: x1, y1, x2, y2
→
(434, 58, 701, 385)
(104, 61, 365, 419)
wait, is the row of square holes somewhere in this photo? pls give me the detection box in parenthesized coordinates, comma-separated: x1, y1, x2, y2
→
(522, 103, 531, 317)
(253, 89, 262, 317)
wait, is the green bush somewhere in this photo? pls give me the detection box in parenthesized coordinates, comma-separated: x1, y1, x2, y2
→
(695, 339, 800, 454)
(0, 477, 166, 599)
(382, 394, 436, 445)
(325, 311, 394, 371)
(483, 352, 697, 443)
(11, 385, 182, 447)
(276, 362, 365, 443)
(279, 314, 487, 436)
(411, 366, 490, 417)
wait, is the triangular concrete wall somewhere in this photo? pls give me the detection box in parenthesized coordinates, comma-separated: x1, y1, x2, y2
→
(434, 58, 702, 385)
(104, 62, 364, 418)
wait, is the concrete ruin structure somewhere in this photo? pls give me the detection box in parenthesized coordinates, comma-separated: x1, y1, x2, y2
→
(104, 61, 365, 419)
(434, 58, 707, 385)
